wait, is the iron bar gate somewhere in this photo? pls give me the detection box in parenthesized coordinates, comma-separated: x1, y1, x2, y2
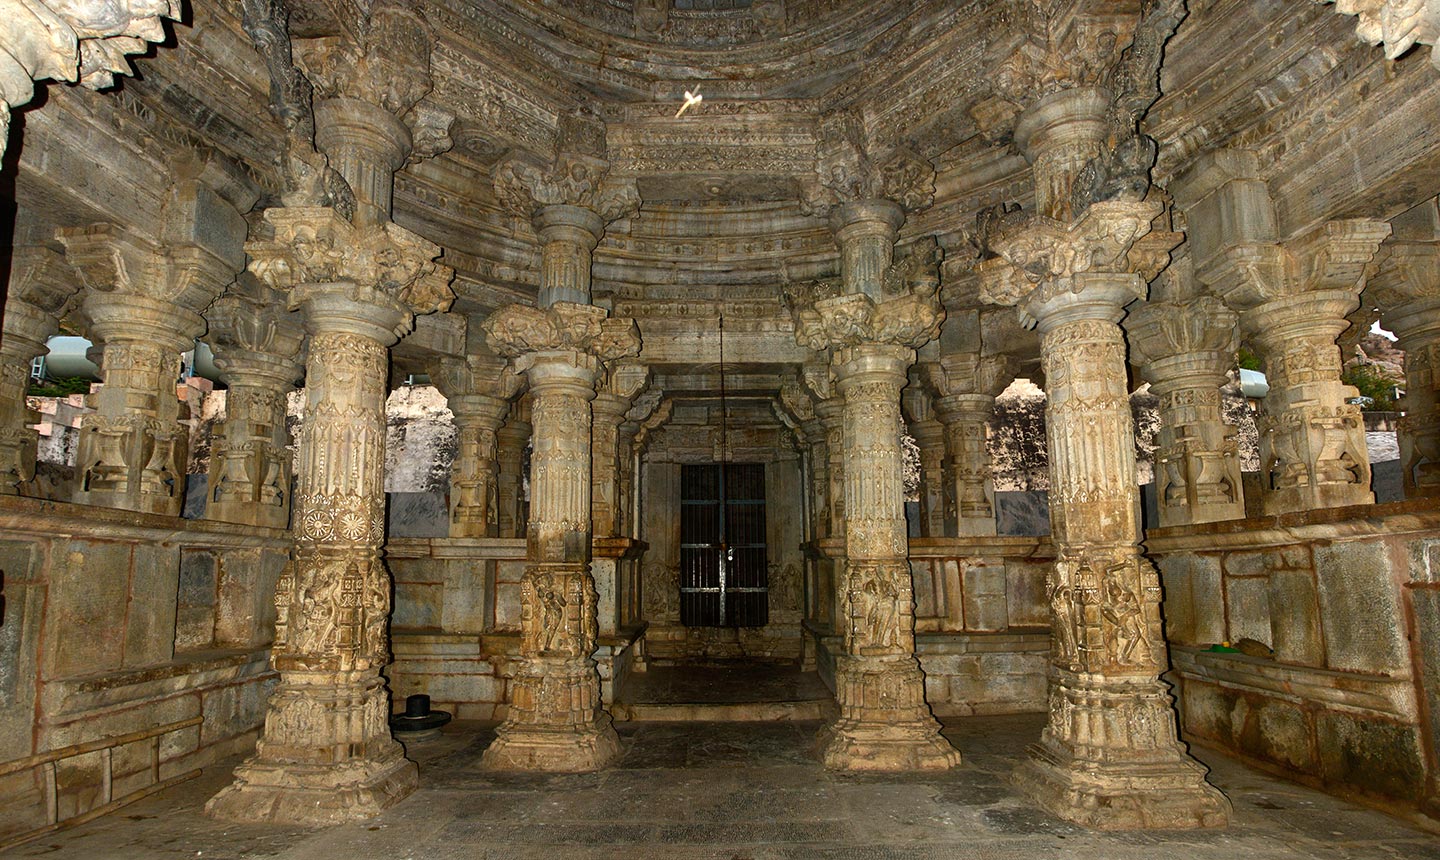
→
(679, 463, 768, 627)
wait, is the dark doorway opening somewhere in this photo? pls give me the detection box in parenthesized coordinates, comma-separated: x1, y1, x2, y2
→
(679, 463, 768, 627)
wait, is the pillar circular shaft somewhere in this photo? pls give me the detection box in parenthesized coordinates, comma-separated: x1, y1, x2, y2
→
(534, 205, 604, 308)
(315, 97, 412, 227)
(447, 394, 511, 537)
(207, 353, 300, 529)
(1010, 273, 1230, 829)
(1013, 86, 1110, 222)
(815, 342, 960, 771)
(830, 201, 904, 302)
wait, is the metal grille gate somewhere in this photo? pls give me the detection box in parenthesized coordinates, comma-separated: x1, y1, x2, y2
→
(679, 463, 768, 627)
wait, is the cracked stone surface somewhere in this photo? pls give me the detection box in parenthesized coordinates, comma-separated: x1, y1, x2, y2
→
(9, 715, 1437, 859)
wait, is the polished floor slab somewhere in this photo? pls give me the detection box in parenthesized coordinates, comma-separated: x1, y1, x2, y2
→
(5, 715, 1437, 859)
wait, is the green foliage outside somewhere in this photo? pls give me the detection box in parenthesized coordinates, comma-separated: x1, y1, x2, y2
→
(1236, 346, 1262, 371)
(1341, 363, 1399, 412)
(27, 376, 92, 398)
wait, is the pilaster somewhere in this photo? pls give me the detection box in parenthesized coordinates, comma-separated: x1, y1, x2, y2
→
(57, 220, 240, 516)
(496, 396, 532, 538)
(980, 195, 1229, 829)
(902, 382, 947, 538)
(1366, 209, 1440, 497)
(923, 353, 1014, 538)
(1125, 264, 1245, 526)
(0, 247, 80, 494)
(429, 352, 524, 537)
(204, 276, 306, 529)
(1177, 150, 1389, 514)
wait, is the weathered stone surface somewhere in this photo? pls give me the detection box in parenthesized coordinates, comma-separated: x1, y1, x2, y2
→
(1314, 541, 1408, 674)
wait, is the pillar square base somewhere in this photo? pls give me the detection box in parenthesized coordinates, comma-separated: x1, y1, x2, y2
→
(1013, 738, 1231, 830)
(816, 717, 961, 771)
(205, 753, 418, 826)
(480, 718, 622, 772)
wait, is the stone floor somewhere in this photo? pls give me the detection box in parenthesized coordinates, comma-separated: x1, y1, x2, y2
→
(6, 715, 1438, 859)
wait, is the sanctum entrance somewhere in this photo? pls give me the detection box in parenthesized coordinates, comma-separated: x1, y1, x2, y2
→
(679, 462, 769, 627)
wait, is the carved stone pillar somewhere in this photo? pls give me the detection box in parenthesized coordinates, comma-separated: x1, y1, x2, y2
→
(791, 230, 958, 771)
(781, 377, 829, 544)
(1125, 284, 1245, 526)
(204, 277, 305, 529)
(592, 362, 649, 538)
(0, 0, 176, 159)
(925, 353, 1013, 537)
(1367, 220, 1440, 497)
(806, 366, 847, 540)
(206, 206, 453, 825)
(496, 396, 532, 538)
(903, 382, 947, 538)
(981, 200, 1229, 829)
(430, 353, 523, 538)
(0, 247, 80, 494)
(481, 303, 640, 771)
(58, 224, 239, 515)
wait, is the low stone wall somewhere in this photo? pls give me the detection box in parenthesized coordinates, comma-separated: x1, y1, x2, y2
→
(0, 498, 287, 841)
(807, 536, 1054, 716)
(1149, 500, 1440, 812)
(386, 537, 645, 720)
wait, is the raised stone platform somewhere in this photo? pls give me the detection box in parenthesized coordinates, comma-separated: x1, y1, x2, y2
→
(611, 663, 836, 722)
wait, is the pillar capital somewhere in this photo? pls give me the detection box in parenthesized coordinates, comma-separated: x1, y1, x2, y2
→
(980, 200, 1180, 330)
(248, 205, 454, 343)
(803, 108, 935, 218)
(1126, 293, 1238, 392)
(482, 301, 641, 366)
(295, 3, 434, 118)
(790, 237, 944, 351)
(491, 111, 639, 227)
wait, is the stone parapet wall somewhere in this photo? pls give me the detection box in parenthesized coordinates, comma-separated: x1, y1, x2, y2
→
(0, 497, 288, 842)
(386, 537, 646, 717)
(805, 537, 1053, 715)
(1149, 500, 1440, 811)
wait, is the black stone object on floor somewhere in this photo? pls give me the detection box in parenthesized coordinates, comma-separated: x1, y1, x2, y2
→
(390, 694, 452, 740)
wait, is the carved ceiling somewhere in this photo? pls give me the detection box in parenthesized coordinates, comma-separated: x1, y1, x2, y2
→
(11, 0, 1440, 381)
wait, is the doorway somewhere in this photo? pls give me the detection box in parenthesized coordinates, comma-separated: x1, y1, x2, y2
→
(679, 462, 768, 627)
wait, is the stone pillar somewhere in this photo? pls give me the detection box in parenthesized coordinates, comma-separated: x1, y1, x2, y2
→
(1367, 204, 1440, 497)
(481, 303, 640, 771)
(981, 196, 1229, 827)
(496, 396, 532, 538)
(0, 1, 176, 159)
(792, 202, 958, 769)
(0, 247, 80, 494)
(1177, 150, 1388, 515)
(430, 353, 523, 538)
(925, 353, 1012, 537)
(204, 277, 305, 529)
(592, 362, 649, 538)
(903, 382, 948, 538)
(58, 224, 239, 515)
(207, 206, 454, 825)
(1126, 282, 1245, 526)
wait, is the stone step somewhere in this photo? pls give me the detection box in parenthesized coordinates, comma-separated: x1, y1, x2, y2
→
(610, 698, 835, 722)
